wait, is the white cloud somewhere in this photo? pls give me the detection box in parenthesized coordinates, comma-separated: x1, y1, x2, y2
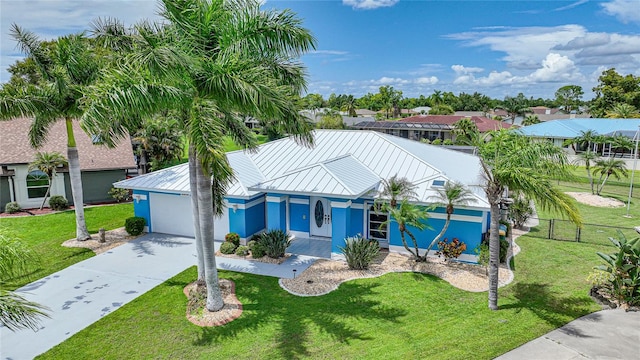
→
(451, 65, 484, 75)
(342, 0, 399, 10)
(554, 0, 588, 12)
(415, 76, 438, 85)
(601, 0, 640, 24)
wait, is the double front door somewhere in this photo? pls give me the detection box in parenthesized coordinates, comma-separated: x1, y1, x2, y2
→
(310, 197, 331, 237)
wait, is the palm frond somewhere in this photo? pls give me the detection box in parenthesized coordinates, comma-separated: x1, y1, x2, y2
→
(9, 24, 53, 80)
(29, 114, 59, 148)
(0, 290, 50, 332)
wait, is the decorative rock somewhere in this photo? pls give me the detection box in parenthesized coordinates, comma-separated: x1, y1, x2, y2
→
(98, 228, 106, 243)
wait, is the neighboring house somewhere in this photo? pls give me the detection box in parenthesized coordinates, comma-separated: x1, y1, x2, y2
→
(355, 109, 378, 117)
(519, 118, 640, 155)
(0, 118, 136, 211)
(114, 130, 491, 261)
(342, 116, 373, 127)
(412, 106, 431, 114)
(530, 106, 561, 115)
(352, 115, 511, 142)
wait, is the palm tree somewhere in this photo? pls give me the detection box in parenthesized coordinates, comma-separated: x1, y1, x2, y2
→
(606, 103, 640, 119)
(424, 181, 477, 258)
(521, 114, 540, 126)
(564, 129, 599, 153)
(476, 129, 581, 310)
(592, 157, 628, 195)
(574, 150, 598, 194)
(500, 95, 529, 125)
(28, 152, 68, 210)
(376, 175, 417, 209)
(133, 115, 184, 171)
(382, 200, 431, 261)
(83, 0, 315, 311)
(341, 95, 357, 117)
(452, 118, 479, 145)
(0, 229, 49, 331)
(0, 28, 101, 241)
(610, 134, 634, 158)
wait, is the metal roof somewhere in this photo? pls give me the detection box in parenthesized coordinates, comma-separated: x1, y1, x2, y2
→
(115, 130, 490, 207)
(519, 118, 640, 139)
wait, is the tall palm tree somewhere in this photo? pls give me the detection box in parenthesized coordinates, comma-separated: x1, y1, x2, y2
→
(452, 118, 479, 145)
(0, 28, 101, 241)
(376, 175, 417, 209)
(133, 115, 184, 171)
(0, 229, 49, 331)
(606, 103, 640, 119)
(574, 150, 598, 194)
(592, 157, 628, 195)
(476, 130, 581, 310)
(28, 152, 68, 210)
(381, 200, 431, 261)
(424, 181, 477, 258)
(83, 0, 315, 311)
(341, 95, 357, 117)
(500, 95, 529, 125)
(521, 114, 540, 126)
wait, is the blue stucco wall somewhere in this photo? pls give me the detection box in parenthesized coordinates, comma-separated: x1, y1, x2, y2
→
(227, 196, 266, 238)
(132, 190, 151, 232)
(350, 207, 364, 236)
(388, 216, 484, 255)
(267, 195, 287, 230)
(289, 195, 310, 232)
(245, 199, 265, 235)
(228, 208, 246, 237)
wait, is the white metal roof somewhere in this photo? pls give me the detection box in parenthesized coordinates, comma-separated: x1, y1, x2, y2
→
(115, 130, 489, 208)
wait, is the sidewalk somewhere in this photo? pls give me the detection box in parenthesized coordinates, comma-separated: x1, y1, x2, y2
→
(495, 309, 640, 360)
(0, 233, 317, 359)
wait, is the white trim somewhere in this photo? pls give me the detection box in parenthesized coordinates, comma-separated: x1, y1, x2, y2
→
(350, 202, 364, 209)
(427, 212, 484, 223)
(289, 230, 311, 239)
(289, 197, 309, 205)
(285, 197, 290, 232)
(330, 200, 352, 209)
(388, 245, 478, 263)
(228, 196, 265, 210)
(266, 195, 287, 203)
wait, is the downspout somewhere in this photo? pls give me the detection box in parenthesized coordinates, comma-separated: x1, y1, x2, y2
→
(9, 175, 16, 202)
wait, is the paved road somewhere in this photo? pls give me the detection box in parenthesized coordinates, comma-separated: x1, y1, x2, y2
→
(0, 233, 316, 360)
(496, 309, 640, 360)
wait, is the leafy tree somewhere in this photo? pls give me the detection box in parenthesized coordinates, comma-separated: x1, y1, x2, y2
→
(302, 93, 325, 117)
(428, 104, 454, 115)
(378, 86, 403, 119)
(429, 90, 443, 106)
(133, 115, 184, 171)
(424, 181, 476, 258)
(592, 157, 628, 195)
(0, 228, 49, 331)
(476, 129, 581, 310)
(341, 95, 357, 117)
(499, 94, 530, 125)
(521, 114, 540, 126)
(316, 109, 345, 129)
(452, 118, 479, 145)
(28, 152, 68, 209)
(605, 103, 640, 119)
(0, 27, 103, 241)
(84, 0, 315, 311)
(554, 85, 583, 114)
(590, 68, 640, 118)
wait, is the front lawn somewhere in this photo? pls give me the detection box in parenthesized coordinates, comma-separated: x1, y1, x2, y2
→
(3, 203, 133, 289)
(40, 234, 606, 359)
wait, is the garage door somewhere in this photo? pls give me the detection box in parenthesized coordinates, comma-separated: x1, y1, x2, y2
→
(149, 192, 229, 240)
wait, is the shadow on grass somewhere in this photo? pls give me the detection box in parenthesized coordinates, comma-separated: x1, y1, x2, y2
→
(188, 275, 407, 359)
(500, 282, 595, 332)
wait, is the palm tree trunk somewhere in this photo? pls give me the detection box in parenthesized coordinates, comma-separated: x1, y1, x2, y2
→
(40, 182, 52, 210)
(585, 165, 594, 194)
(188, 144, 205, 285)
(399, 231, 417, 259)
(597, 175, 610, 196)
(195, 155, 224, 312)
(488, 201, 501, 310)
(425, 214, 451, 259)
(65, 118, 90, 241)
(406, 229, 424, 261)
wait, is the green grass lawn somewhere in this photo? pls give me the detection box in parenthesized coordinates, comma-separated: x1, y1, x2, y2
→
(2, 203, 133, 289)
(39, 235, 607, 360)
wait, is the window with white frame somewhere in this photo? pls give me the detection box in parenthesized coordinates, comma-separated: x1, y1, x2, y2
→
(26, 170, 49, 198)
(368, 205, 388, 241)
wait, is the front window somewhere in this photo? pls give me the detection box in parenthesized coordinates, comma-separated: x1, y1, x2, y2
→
(26, 170, 49, 198)
(368, 205, 388, 240)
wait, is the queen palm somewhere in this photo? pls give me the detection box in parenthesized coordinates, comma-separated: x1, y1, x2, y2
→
(28, 152, 68, 210)
(476, 129, 581, 310)
(424, 181, 476, 258)
(381, 200, 431, 261)
(592, 157, 628, 195)
(83, 0, 315, 311)
(376, 175, 417, 209)
(574, 150, 598, 194)
(0, 28, 101, 241)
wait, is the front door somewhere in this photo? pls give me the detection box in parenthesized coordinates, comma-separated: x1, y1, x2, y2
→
(310, 197, 331, 237)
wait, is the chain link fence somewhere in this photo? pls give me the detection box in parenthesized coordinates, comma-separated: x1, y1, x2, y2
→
(527, 218, 639, 247)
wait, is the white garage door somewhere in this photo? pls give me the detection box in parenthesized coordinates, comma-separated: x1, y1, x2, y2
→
(149, 192, 229, 240)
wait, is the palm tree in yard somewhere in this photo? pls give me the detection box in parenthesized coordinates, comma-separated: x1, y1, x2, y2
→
(0, 28, 101, 241)
(376, 175, 417, 209)
(0, 229, 49, 331)
(521, 114, 540, 126)
(452, 118, 479, 145)
(424, 181, 477, 258)
(83, 0, 315, 311)
(28, 152, 68, 210)
(592, 157, 628, 195)
(574, 150, 598, 194)
(476, 129, 581, 310)
(382, 200, 431, 261)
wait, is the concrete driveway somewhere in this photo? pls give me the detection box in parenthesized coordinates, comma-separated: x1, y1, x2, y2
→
(0, 233, 316, 359)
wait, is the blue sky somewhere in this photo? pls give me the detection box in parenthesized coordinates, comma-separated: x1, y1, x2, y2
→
(1, 0, 639, 100)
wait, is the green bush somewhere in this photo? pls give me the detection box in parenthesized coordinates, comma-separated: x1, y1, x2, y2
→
(247, 240, 256, 250)
(109, 187, 131, 202)
(124, 216, 146, 236)
(4, 202, 21, 214)
(431, 138, 442, 145)
(258, 229, 291, 259)
(443, 139, 453, 145)
(339, 236, 380, 270)
(48, 195, 69, 211)
(220, 241, 237, 255)
(235, 245, 250, 256)
(251, 242, 266, 258)
(509, 196, 534, 229)
(475, 243, 489, 269)
(595, 231, 640, 306)
(481, 236, 509, 263)
(436, 238, 467, 260)
(225, 232, 240, 247)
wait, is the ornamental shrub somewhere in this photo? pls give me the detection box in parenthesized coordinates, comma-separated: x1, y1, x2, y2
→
(251, 242, 266, 258)
(431, 138, 442, 145)
(339, 236, 380, 270)
(48, 195, 69, 211)
(124, 216, 146, 236)
(480, 236, 509, 263)
(108, 187, 131, 202)
(4, 202, 21, 214)
(595, 231, 640, 306)
(225, 232, 240, 246)
(235, 245, 250, 256)
(443, 139, 453, 145)
(258, 229, 291, 259)
(436, 238, 467, 260)
(220, 241, 237, 255)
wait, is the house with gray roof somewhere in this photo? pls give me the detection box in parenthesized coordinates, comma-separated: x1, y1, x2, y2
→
(0, 117, 136, 211)
(114, 130, 490, 261)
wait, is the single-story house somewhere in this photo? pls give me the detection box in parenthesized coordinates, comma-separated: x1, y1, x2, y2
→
(114, 130, 491, 261)
(0, 117, 137, 211)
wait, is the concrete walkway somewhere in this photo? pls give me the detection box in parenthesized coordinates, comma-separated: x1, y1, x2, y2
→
(496, 309, 640, 360)
(0, 233, 317, 360)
